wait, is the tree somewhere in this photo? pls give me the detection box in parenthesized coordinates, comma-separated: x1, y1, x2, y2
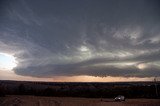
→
(0, 85, 5, 97)
(18, 84, 26, 95)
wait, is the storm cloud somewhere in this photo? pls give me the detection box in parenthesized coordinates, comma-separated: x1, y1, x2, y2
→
(0, 0, 160, 78)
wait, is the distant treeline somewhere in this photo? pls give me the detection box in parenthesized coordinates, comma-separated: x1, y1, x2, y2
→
(0, 80, 160, 98)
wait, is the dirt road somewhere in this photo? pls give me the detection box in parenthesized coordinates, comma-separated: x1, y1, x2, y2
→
(0, 95, 160, 106)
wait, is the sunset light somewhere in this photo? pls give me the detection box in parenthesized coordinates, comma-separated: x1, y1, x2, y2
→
(0, 53, 18, 71)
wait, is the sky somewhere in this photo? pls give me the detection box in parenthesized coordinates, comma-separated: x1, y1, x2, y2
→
(0, 0, 160, 82)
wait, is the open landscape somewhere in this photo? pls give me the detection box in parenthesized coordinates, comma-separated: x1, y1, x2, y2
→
(0, 80, 160, 106)
(1, 0, 160, 106)
(0, 95, 160, 106)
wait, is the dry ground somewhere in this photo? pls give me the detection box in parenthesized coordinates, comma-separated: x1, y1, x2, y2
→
(0, 95, 160, 106)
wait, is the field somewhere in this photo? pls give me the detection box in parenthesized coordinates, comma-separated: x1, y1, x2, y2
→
(0, 80, 160, 106)
(0, 95, 160, 106)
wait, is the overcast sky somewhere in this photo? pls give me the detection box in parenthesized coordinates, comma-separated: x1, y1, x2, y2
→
(0, 0, 160, 82)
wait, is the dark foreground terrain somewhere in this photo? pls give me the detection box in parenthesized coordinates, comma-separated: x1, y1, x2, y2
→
(0, 80, 160, 106)
(0, 80, 160, 98)
(0, 95, 160, 106)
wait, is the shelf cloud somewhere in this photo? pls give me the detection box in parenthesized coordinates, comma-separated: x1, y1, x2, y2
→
(0, 0, 160, 79)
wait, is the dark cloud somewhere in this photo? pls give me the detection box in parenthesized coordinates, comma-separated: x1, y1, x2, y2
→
(0, 0, 160, 78)
(14, 50, 160, 78)
(14, 62, 160, 78)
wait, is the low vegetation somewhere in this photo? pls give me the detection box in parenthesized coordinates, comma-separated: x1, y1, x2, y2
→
(0, 80, 160, 98)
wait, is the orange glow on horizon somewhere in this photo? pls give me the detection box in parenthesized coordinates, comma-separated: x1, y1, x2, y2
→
(0, 70, 153, 82)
